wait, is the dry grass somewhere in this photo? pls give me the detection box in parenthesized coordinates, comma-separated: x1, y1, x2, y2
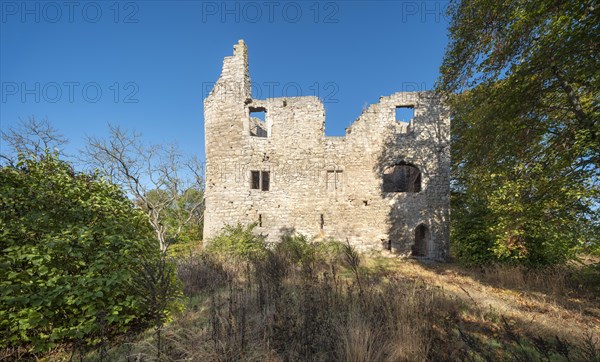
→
(100, 247, 461, 362)
(12, 248, 600, 361)
(384, 259, 600, 355)
(132, 251, 597, 361)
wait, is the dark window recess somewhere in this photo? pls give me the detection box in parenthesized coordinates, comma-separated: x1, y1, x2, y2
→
(395, 106, 414, 123)
(249, 107, 267, 137)
(250, 170, 270, 191)
(258, 214, 262, 227)
(261, 171, 270, 191)
(382, 163, 421, 192)
(320, 214, 324, 229)
(251, 171, 260, 189)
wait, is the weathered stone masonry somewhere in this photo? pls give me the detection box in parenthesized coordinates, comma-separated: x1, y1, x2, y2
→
(204, 40, 450, 258)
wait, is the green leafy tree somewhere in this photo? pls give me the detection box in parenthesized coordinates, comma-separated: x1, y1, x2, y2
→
(0, 153, 173, 352)
(439, 0, 599, 264)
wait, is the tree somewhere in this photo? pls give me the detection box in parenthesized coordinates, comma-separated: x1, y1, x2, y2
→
(0, 116, 67, 166)
(0, 152, 166, 352)
(83, 124, 204, 253)
(136, 187, 204, 254)
(439, 0, 599, 264)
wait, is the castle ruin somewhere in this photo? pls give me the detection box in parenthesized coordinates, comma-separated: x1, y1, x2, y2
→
(203, 40, 450, 259)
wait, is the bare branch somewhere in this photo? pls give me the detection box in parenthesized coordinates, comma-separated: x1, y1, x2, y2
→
(1, 116, 68, 164)
(81, 123, 204, 253)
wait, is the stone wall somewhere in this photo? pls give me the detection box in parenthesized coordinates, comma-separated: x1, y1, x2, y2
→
(204, 40, 450, 259)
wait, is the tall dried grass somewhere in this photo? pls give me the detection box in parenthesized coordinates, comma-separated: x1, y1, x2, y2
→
(55, 235, 598, 362)
(157, 238, 453, 361)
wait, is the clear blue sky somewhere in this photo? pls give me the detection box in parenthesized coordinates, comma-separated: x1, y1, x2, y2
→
(1, 0, 451, 161)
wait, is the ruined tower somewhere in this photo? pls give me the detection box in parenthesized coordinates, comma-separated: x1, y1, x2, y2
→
(204, 40, 450, 258)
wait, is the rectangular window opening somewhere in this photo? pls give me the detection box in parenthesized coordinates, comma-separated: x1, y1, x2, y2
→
(395, 106, 414, 123)
(250, 170, 270, 191)
(258, 214, 262, 227)
(320, 214, 324, 230)
(251, 171, 260, 189)
(249, 107, 268, 137)
(261, 171, 270, 191)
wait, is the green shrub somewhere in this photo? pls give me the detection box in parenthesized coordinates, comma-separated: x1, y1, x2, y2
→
(206, 223, 267, 260)
(275, 234, 316, 265)
(451, 192, 500, 266)
(313, 238, 346, 264)
(0, 153, 167, 352)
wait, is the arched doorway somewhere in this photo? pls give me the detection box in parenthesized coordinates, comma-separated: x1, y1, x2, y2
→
(412, 224, 429, 257)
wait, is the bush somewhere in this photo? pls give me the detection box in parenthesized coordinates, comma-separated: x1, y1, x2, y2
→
(0, 153, 166, 353)
(450, 192, 497, 266)
(275, 234, 345, 267)
(205, 223, 267, 260)
(275, 234, 315, 265)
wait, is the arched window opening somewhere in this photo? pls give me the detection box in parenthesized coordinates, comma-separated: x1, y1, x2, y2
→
(412, 224, 429, 257)
(382, 163, 421, 192)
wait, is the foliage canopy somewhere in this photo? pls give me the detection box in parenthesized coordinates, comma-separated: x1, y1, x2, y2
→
(440, 0, 599, 264)
(0, 153, 165, 352)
